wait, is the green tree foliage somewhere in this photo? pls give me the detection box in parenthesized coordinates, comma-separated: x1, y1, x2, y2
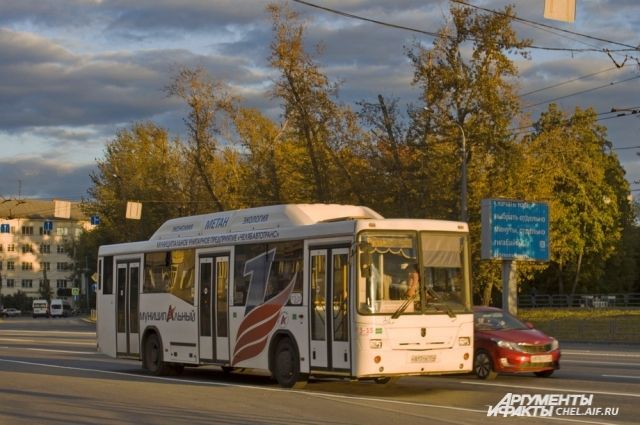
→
(77, 2, 635, 301)
(0, 290, 31, 312)
(357, 95, 426, 218)
(268, 3, 368, 205)
(404, 4, 530, 303)
(520, 105, 631, 295)
(232, 108, 307, 205)
(408, 5, 530, 221)
(87, 121, 187, 243)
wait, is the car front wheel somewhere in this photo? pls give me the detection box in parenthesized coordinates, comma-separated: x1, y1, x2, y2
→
(474, 350, 498, 380)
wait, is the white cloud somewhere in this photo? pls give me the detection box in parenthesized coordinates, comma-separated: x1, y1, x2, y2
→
(0, 0, 637, 199)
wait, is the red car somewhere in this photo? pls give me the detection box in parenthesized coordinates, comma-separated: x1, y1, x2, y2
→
(473, 306, 560, 379)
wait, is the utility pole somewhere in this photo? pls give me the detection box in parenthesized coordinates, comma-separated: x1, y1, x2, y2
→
(454, 122, 468, 222)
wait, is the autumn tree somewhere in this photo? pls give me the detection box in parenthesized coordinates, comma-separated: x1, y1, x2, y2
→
(268, 3, 368, 205)
(361, 4, 530, 303)
(232, 108, 310, 205)
(166, 67, 241, 211)
(87, 121, 187, 243)
(358, 95, 423, 218)
(521, 105, 631, 297)
(408, 4, 530, 223)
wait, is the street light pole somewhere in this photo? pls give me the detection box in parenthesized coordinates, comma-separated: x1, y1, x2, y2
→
(454, 122, 468, 222)
(423, 107, 468, 222)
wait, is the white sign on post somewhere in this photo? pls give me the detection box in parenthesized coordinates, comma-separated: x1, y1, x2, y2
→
(54, 200, 71, 219)
(544, 0, 576, 23)
(126, 201, 142, 220)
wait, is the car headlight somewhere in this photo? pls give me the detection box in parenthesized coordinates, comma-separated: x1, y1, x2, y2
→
(496, 340, 523, 352)
(550, 338, 559, 351)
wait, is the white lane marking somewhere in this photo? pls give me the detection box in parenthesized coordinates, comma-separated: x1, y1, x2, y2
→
(0, 346, 98, 355)
(563, 350, 640, 359)
(0, 330, 96, 336)
(0, 338, 37, 342)
(0, 357, 625, 425)
(0, 338, 95, 346)
(602, 374, 640, 380)
(563, 359, 640, 367)
(461, 380, 640, 398)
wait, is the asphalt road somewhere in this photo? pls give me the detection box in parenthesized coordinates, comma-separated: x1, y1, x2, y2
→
(0, 316, 639, 425)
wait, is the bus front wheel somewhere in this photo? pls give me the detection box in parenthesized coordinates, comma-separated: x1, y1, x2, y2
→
(273, 338, 307, 388)
(143, 333, 172, 376)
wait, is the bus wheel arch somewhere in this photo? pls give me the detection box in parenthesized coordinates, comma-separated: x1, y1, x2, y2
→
(141, 327, 172, 376)
(268, 332, 307, 388)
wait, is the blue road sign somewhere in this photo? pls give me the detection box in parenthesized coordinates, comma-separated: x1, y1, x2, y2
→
(481, 199, 549, 261)
(91, 215, 100, 225)
(43, 220, 53, 231)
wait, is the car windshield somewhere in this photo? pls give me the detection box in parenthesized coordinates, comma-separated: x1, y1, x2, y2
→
(474, 310, 529, 331)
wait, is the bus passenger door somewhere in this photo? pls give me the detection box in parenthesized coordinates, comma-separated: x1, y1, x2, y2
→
(116, 261, 140, 357)
(198, 254, 230, 362)
(310, 247, 351, 371)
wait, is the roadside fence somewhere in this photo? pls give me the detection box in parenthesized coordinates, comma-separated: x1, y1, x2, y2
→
(518, 293, 640, 308)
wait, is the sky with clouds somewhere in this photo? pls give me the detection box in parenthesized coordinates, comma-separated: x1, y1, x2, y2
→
(0, 0, 638, 201)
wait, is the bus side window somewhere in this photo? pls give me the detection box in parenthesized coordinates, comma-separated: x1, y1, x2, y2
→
(103, 256, 113, 295)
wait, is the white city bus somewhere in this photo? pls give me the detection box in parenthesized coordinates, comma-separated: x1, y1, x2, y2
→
(96, 204, 473, 387)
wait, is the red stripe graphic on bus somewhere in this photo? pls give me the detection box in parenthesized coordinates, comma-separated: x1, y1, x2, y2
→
(231, 275, 296, 366)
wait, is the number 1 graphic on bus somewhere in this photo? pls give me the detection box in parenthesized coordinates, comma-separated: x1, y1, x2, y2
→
(232, 248, 296, 366)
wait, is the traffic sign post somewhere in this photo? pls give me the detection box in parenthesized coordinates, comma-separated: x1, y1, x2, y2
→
(481, 199, 550, 314)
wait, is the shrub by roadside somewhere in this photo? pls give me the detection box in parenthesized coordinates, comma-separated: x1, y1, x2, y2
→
(518, 308, 640, 344)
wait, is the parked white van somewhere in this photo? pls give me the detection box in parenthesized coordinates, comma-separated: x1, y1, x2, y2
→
(32, 299, 49, 318)
(50, 299, 64, 318)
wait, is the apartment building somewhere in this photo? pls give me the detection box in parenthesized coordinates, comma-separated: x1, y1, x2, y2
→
(0, 199, 92, 300)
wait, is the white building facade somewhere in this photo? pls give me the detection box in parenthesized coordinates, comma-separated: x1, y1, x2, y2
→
(0, 200, 91, 301)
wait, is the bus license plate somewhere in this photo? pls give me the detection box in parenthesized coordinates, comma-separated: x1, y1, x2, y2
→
(531, 354, 552, 363)
(411, 354, 436, 363)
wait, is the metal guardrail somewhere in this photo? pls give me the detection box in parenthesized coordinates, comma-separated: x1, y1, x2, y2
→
(518, 293, 640, 308)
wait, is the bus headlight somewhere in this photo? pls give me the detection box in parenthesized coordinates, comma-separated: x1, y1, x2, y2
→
(458, 337, 471, 346)
(369, 339, 383, 349)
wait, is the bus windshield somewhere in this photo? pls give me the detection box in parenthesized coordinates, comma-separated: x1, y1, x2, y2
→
(357, 231, 470, 316)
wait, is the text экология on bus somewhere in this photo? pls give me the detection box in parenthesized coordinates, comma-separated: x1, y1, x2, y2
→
(96, 204, 473, 388)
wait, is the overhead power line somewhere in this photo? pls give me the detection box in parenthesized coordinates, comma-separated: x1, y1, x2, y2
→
(509, 108, 640, 137)
(451, 0, 639, 51)
(519, 65, 627, 97)
(523, 74, 640, 109)
(291, 0, 636, 53)
(291, 0, 441, 38)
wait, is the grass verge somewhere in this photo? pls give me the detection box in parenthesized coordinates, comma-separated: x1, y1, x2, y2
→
(518, 308, 640, 344)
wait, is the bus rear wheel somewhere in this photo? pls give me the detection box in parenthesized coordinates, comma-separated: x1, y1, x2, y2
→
(143, 333, 172, 376)
(273, 338, 307, 388)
